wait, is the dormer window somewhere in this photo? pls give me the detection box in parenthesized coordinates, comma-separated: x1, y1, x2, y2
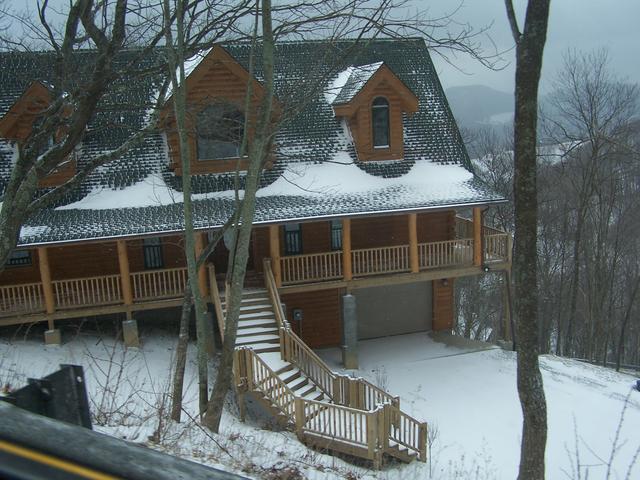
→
(196, 103, 244, 160)
(372, 97, 390, 148)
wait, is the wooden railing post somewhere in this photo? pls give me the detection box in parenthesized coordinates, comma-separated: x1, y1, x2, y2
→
(473, 207, 483, 267)
(418, 422, 428, 462)
(269, 225, 282, 288)
(408, 213, 419, 273)
(342, 218, 352, 281)
(367, 410, 380, 468)
(37, 247, 55, 330)
(294, 397, 305, 439)
(117, 240, 133, 309)
(195, 232, 209, 300)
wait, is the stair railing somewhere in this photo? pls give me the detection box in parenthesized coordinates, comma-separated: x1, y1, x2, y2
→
(235, 347, 297, 418)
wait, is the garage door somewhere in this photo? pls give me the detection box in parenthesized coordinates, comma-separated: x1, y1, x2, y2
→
(354, 281, 432, 340)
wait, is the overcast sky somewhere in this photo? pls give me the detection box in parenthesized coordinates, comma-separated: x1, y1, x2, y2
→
(13, 0, 640, 94)
(422, 0, 640, 93)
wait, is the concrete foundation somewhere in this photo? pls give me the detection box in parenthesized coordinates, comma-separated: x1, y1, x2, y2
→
(44, 329, 61, 346)
(122, 319, 140, 348)
(342, 294, 358, 369)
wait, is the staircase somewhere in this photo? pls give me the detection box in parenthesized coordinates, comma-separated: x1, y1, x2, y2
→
(224, 289, 330, 404)
(214, 263, 428, 468)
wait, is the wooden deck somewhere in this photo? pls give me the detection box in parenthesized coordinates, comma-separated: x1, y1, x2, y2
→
(0, 218, 510, 327)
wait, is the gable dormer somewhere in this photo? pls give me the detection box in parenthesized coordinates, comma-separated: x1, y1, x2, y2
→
(0, 81, 76, 187)
(331, 63, 418, 161)
(162, 46, 275, 175)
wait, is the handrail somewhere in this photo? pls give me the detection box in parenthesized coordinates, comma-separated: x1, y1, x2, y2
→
(418, 238, 474, 270)
(131, 267, 188, 301)
(208, 265, 225, 341)
(263, 259, 399, 409)
(351, 244, 410, 277)
(237, 347, 297, 418)
(295, 397, 382, 463)
(280, 251, 342, 285)
(0, 282, 45, 315)
(263, 258, 286, 329)
(52, 274, 122, 309)
(386, 407, 428, 461)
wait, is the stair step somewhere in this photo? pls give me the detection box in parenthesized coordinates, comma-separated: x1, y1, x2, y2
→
(237, 311, 275, 319)
(236, 326, 279, 337)
(250, 343, 282, 353)
(287, 376, 309, 392)
(238, 318, 278, 328)
(236, 334, 280, 346)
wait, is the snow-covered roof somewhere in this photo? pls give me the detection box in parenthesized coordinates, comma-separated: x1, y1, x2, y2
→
(326, 62, 383, 105)
(0, 39, 506, 246)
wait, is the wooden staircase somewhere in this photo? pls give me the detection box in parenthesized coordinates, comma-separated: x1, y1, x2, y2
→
(213, 263, 428, 468)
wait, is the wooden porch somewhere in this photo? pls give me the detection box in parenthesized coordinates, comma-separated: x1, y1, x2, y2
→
(0, 212, 510, 328)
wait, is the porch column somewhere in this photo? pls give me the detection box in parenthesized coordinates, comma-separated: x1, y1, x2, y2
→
(269, 225, 281, 287)
(195, 232, 209, 299)
(342, 293, 358, 369)
(408, 213, 419, 273)
(38, 247, 59, 344)
(117, 240, 138, 347)
(473, 207, 483, 267)
(342, 218, 352, 281)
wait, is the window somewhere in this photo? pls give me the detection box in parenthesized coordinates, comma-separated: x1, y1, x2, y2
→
(6, 250, 31, 267)
(284, 223, 302, 255)
(330, 220, 342, 250)
(196, 104, 244, 160)
(143, 237, 164, 269)
(372, 96, 390, 148)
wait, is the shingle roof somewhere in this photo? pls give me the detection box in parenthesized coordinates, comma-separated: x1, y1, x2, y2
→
(331, 62, 384, 105)
(0, 38, 506, 246)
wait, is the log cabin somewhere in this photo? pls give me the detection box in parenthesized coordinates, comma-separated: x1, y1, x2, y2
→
(0, 39, 510, 361)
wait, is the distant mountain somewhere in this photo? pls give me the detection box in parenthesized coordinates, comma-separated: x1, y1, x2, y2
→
(445, 85, 513, 129)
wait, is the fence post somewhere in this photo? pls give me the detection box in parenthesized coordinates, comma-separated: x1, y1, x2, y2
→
(367, 410, 380, 468)
(294, 397, 305, 439)
(348, 378, 357, 409)
(332, 376, 342, 405)
(244, 349, 253, 391)
(379, 404, 390, 452)
(418, 422, 428, 462)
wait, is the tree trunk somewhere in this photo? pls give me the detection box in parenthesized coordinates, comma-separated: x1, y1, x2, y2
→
(505, 1, 551, 479)
(163, 0, 209, 415)
(203, 0, 275, 433)
(171, 282, 192, 421)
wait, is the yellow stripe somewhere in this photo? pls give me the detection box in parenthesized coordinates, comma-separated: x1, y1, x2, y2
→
(0, 439, 120, 480)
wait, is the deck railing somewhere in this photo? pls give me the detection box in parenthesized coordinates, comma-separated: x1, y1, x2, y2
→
(0, 283, 44, 315)
(280, 251, 342, 285)
(235, 347, 296, 418)
(52, 275, 122, 309)
(352, 245, 410, 277)
(418, 238, 474, 269)
(131, 267, 188, 301)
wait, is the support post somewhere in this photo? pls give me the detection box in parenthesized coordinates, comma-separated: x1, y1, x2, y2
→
(342, 218, 352, 281)
(342, 293, 358, 369)
(117, 240, 137, 345)
(408, 213, 419, 273)
(37, 247, 57, 336)
(116, 240, 133, 308)
(473, 207, 482, 267)
(195, 232, 209, 299)
(269, 225, 281, 287)
(122, 319, 140, 348)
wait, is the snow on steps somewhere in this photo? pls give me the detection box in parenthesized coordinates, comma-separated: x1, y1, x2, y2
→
(232, 288, 422, 467)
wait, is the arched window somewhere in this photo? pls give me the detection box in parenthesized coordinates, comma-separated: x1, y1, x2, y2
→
(196, 104, 244, 160)
(371, 96, 390, 148)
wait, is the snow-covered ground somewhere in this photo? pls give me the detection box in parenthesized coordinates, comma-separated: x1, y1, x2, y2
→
(1, 328, 638, 479)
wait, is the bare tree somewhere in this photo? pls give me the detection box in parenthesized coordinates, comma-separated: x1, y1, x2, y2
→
(504, 1, 551, 479)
